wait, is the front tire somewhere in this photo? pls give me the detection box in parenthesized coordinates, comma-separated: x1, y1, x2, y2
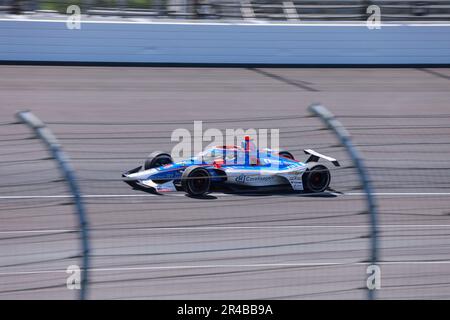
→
(302, 163, 330, 193)
(181, 166, 211, 196)
(144, 151, 173, 170)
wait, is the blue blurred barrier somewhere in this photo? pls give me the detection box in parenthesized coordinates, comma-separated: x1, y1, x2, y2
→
(0, 19, 450, 64)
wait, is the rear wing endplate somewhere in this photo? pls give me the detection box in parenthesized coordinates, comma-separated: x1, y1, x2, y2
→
(304, 149, 340, 167)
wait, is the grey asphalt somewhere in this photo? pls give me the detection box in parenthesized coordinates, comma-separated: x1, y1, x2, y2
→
(1, 66, 450, 299)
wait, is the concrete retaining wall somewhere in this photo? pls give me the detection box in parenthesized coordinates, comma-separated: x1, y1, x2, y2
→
(1, 20, 450, 64)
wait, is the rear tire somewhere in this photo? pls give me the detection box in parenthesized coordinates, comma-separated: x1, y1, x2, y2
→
(181, 166, 211, 196)
(144, 151, 173, 170)
(302, 163, 330, 193)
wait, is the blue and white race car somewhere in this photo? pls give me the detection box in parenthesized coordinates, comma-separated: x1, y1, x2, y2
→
(122, 137, 340, 197)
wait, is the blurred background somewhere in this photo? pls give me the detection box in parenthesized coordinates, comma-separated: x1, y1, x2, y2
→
(1, 0, 450, 21)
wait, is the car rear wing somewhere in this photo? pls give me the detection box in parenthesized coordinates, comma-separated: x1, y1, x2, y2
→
(304, 149, 340, 167)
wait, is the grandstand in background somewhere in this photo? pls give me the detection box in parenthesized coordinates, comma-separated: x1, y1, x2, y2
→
(1, 0, 450, 21)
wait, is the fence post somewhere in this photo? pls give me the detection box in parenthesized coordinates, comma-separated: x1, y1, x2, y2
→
(308, 104, 379, 300)
(16, 111, 90, 300)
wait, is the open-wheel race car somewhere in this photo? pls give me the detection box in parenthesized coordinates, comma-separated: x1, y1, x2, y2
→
(122, 137, 340, 197)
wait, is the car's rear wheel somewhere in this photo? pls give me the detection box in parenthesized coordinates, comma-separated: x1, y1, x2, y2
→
(181, 166, 211, 196)
(144, 151, 173, 170)
(302, 163, 330, 193)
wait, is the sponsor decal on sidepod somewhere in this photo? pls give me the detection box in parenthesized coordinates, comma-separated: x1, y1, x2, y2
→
(235, 174, 275, 184)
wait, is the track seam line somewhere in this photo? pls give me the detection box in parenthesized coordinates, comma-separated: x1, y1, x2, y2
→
(3, 224, 450, 235)
(2, 192, 450, 199)
(3, 261, 450, 276)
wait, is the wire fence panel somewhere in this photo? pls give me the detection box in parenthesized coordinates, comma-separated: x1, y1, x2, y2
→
(2, 108, 450, 299)
(1, 66, 450, 299)
(0, 113, 91, 300)
(39, 114, 370, 299)
(337, 113, 450, 299)
(0, 121, 82, 299)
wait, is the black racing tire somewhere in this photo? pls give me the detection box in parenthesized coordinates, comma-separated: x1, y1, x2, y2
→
(144, 151, 173, 170)
(278, 150, 295, 160)
(181, 166, 211, 196)
(302, 163, 330, 193)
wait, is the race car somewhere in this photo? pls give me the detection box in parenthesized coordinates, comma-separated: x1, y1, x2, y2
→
(122, 137, 340, 197)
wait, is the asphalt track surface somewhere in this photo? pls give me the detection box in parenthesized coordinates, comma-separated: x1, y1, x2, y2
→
(1, 66, 450, 299)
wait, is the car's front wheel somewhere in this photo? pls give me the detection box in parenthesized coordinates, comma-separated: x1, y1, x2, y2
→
(144, 151, 173, 170)
(181, 166, 211, 197)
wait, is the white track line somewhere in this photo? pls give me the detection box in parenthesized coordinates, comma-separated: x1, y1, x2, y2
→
(2, 261, 450, 276)
(347, 192, 450, 196)
(1, 192, 450, 200)
(2, 18, 450, 27)
(0, 229, 76, 234)
(0, 194, 156, 199)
